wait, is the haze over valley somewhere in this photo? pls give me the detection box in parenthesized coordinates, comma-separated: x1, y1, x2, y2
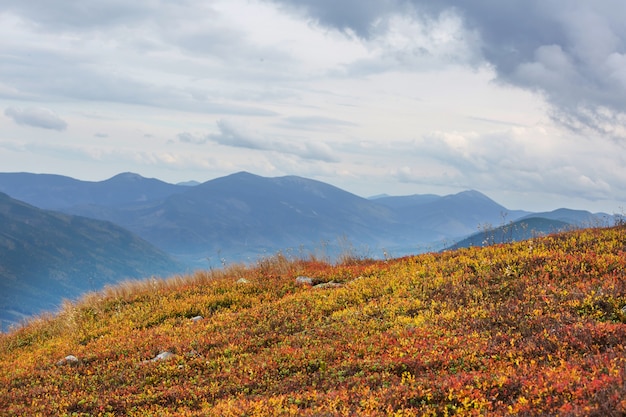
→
(0, 171, 619, 331)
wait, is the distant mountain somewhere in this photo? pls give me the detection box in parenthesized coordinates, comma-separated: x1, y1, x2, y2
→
(520, 208, 614, 227)
(0, 192, 183, 331)
(0, 172, 186, 210)
(444, 217, 573, 250)
(378, 190, 530, 238)
(59, 175, 539, 262)
(2, 170, 616, 267)
(89, 172, 407, 263)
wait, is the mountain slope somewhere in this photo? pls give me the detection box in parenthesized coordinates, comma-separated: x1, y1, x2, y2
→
(0, 193, 183, 330)
(375, 190, 530, 237)
(445, 217, 573, 250)
(1, 226, 624, 415)
(520, 208, 613, 226)
(370, 193, 441, 208)
(407, 190, 525, 234)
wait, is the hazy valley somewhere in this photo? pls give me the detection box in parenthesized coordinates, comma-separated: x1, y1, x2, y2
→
(0, 171, 617, 330)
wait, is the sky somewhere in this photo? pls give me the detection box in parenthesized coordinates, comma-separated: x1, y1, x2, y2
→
(1, 0, 626, 213)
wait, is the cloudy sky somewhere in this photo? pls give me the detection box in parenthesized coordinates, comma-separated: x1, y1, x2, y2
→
(1, 0, 626, 212)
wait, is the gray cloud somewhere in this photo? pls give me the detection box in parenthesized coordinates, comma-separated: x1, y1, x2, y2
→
(209, 120, 269, 150)
(391, 126, 623, 202)
(0, 0, 179, 31)
(177, 132, 209, 145)
(451, 1, 626, 137)
(4, 107, 68, 131)
(6, 0, 626, 130)
(0, 44, 277, 116)
(208, 119, 339, 162)
(0, 2, 288, 115)
(268, 0, 403, 37)
(267, 0, 626, 137)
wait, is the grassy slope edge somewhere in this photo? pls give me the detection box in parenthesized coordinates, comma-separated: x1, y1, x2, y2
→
(1, 226, 625, 416)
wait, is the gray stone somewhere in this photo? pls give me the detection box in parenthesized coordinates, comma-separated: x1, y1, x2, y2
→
(295, 276, 314, 285)
(190, 315, 204, 322)
(56, 355, 79, 366)
(152, 351, 175, 362)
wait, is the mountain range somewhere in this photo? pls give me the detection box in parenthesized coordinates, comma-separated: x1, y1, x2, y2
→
(0, 171, 616, 329)
(0, 172, 528, 260)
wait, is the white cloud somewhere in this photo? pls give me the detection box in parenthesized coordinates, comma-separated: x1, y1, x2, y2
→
(209, 120, 269, 150)
(386, 126, 625, 202)
(280, 115, 356, 131)
(207, 119, 339, 163)
(268, 0, 626, 137)
(4, 107, 68, 131)
(344, 10, 482, 75)
(177, 132, 209, 145)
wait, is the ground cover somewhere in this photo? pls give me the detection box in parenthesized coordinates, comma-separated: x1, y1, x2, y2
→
(1, 226, 625, 416)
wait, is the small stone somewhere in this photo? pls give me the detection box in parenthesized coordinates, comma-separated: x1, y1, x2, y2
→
(152, 351, 175, 362)
(295, 276, 314, 285)
(56, 355, 79, 366)
(191, 315, 204, 322)
(314, 282, 344, 289)
(236, 278, 250, 284)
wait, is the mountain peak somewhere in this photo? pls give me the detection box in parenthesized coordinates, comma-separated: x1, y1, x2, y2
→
(442, 190, 500, 206)
(227, 171, 259, 179)
(106, 172, 147, 182)
(453, 190, 490, 199)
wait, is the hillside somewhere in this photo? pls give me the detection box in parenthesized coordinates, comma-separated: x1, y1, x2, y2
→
(445, 217, 573, 250)
(519, 208, 613, 226)
(1, 226, 625, 416)
(374, 190, 529, 238)
(0, 192, 183, 331)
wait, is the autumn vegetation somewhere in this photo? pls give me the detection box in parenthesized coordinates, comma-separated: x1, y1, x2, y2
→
(1, 226, 626, 416)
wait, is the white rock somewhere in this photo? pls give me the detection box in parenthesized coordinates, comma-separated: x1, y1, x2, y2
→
(56, 355, 79, 366)
(152, 351, 175, 362)
(295, 276, 314, 285)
